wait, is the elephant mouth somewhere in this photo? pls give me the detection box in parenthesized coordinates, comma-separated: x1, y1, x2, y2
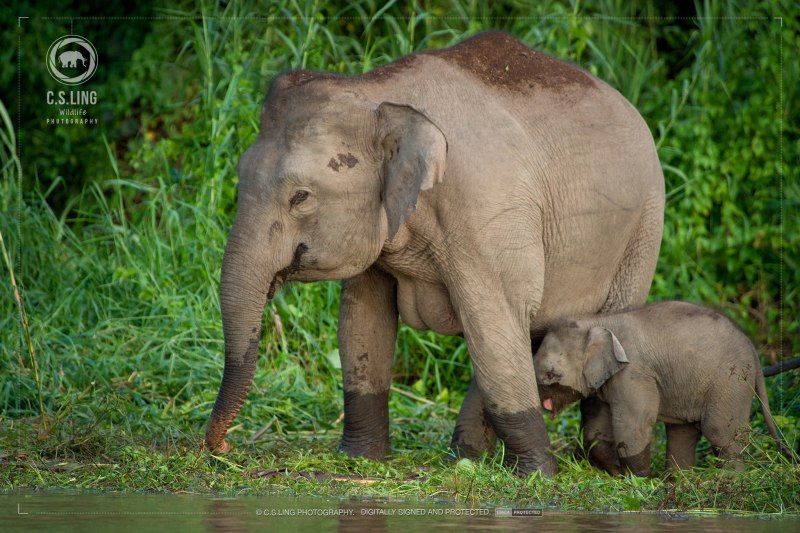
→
(539, 385, 583, 418)
(267, 243, 309, 300)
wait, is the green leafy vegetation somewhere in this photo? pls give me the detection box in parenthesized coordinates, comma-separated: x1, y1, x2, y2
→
(1, 0, 797, 513)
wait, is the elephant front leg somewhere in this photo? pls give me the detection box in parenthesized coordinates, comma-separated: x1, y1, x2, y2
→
(451, 336, 546, 458)
(579, 396, 621, 475)
(337, 267, 398, 459)
(450, 378, 497, 458)
(459, 304, 556, 476)
(609, 400, 658, 477)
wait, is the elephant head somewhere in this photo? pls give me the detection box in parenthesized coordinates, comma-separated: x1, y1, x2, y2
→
(533, 322, 629, 417)
(205, 72, 447, 451)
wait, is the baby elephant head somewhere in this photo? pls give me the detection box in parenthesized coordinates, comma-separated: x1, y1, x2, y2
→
(533, 323, 630, 416)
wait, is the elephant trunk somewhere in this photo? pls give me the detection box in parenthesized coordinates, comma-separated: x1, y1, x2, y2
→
(205, 222, 276, 452)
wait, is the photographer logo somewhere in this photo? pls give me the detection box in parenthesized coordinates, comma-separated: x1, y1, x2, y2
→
(45, 35, 99, 125)
(46, 35, 98, 85)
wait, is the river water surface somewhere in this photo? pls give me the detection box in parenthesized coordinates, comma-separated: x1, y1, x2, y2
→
(2, 491, 795, 532)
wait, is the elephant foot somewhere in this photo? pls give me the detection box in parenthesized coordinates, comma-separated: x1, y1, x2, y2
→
(450, 378, 497, 460)
(619, 443, 651, 477)
(582, 439, 621, 475)
(446, 443, 478, 460)
(339, 390, 390, 460)
(514, 455, 558, 478)
(338, 439, 390, 460)
(449, 421, 497, 460)
(491, 408, 557, 478)
(447, 440, 488, 461)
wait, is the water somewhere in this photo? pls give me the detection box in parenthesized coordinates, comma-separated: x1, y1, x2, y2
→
(1, 491, 794, 532)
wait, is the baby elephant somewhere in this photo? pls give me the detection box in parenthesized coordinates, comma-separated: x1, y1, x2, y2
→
(533, 301, 793, 476)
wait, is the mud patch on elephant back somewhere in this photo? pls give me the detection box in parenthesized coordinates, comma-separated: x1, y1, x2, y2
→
(427, 31, 595, 91)
(353, 32, 594, 93)
(679, 305, 722, 320)
(271, 70, 337, 92)
(355, 53, 420, 83)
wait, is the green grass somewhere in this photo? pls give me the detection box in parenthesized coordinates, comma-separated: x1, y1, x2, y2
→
(1, 0, 798, 514)
(3, 411, 798, 513)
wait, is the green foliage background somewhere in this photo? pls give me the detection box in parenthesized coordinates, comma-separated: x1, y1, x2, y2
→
(1, 0, 797, 503)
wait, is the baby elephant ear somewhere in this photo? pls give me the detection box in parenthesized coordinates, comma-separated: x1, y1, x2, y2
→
(376, 102, 447, 240)
(582, 326, 629, 392)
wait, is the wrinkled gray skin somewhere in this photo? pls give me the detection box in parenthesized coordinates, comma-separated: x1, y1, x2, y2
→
(534, 301, 794, 476)
(205, 32, 665, 477)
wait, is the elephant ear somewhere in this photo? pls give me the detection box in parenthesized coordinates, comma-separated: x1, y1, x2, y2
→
(582, 326, 629, 392)
(376, 102, 447, 240)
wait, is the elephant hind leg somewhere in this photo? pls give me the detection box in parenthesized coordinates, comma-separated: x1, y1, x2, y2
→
(450, 378, 497, 458)
(666, 422, 701, 471)
(701, 408, 749, 471)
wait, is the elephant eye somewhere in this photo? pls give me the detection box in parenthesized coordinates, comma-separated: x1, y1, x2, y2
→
(289, 190, 309, 206)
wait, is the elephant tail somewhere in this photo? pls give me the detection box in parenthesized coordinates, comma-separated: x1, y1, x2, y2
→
(762, 355, 800, 377)
(755, 354, 797, 461)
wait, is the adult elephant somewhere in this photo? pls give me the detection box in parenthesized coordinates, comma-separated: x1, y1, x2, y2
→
(205, 32, 664, 476)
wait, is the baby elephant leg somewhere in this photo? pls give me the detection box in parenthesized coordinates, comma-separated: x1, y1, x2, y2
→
(702, 410, 749, 471)
(580, 396, 621, 475)
(665, 423, 701, 470)
(611, 401, 659, 477)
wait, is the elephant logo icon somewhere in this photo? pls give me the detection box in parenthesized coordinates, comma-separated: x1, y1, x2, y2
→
(59, 51, 86, 69)
(46, 35, 97, 85)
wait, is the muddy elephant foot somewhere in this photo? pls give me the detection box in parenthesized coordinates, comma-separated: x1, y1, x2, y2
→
(448, 429, 495, 460)
(449, 379, 497, 459)
(619, 443, 651, 477)
(491, 408, 558, 477)
(578, 438, 621, 475)
(579, 396, 623, 475)
(338, 440, 390, 460)
(338, 390, 390, 460)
